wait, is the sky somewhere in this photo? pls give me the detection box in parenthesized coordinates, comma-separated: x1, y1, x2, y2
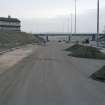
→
(0, 0, 105, 33)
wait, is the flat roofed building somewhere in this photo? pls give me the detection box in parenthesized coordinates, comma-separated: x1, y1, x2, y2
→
(0, 16, 21, 31)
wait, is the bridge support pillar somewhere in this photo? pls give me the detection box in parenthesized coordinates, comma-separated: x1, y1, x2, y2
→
(68, 35, 71, 41)
(46, 35, 49, 42)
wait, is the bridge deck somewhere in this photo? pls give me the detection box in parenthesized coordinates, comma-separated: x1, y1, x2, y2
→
(34, 33, 104, 36)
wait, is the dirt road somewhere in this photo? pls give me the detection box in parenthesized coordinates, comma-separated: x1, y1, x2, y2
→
(0, 42, 105, 105)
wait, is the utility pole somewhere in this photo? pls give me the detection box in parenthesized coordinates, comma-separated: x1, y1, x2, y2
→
(75, 0, 77, 33)
(97, 0, 99, 47)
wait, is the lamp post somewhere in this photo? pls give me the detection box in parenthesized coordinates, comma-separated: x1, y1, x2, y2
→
(97, 0, 99, 47)
(75, 0, 77, 33)
(70, 13, 73, 40)
(68, 14, 73, 41)
(67, 16, 70, 41)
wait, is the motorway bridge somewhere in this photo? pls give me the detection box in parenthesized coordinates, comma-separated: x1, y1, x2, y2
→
(34, 33, 105, 41)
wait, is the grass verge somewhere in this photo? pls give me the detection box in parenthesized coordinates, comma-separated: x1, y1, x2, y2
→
(0, 31, 42, 50)
(90, 65, 105, 83)
(65, 44, 105, 59)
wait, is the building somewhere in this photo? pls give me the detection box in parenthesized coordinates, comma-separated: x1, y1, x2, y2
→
(0, 16, 21, 31)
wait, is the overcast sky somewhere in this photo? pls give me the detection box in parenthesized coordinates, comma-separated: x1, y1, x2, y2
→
(0, 0, 105, 33)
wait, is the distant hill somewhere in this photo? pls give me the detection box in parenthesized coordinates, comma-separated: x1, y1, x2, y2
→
(0, 31, 42, 50)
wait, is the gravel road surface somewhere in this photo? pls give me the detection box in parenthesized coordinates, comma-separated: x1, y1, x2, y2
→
(0, 42, 105, 105)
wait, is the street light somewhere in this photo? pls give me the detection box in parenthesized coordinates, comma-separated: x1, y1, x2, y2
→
(97, 0, 99, 47)
(75, 0, 77, 33)
(67, 15, 70, 41)
(68, 14, 72, 41)
(70, 13, 73, 40)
